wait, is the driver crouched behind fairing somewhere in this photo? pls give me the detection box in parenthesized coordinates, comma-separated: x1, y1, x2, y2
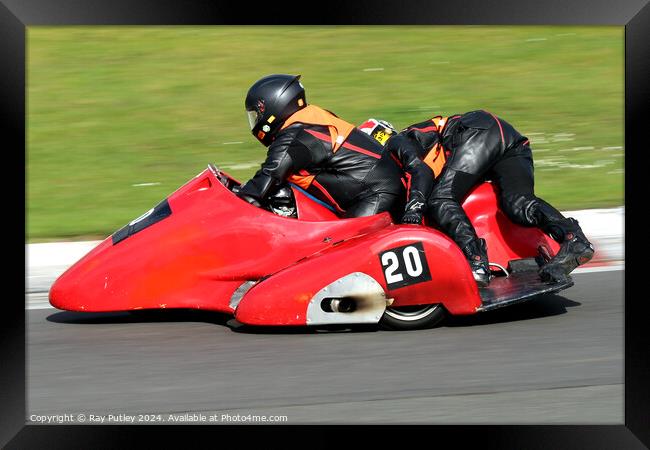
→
(381, 110, 595, 287)
(236, 74, 405, 220)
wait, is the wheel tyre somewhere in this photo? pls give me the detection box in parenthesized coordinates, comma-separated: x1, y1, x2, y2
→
(379, 304, 447, 331)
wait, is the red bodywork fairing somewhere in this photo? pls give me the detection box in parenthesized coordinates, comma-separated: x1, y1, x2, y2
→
(49, 165, 559, 325)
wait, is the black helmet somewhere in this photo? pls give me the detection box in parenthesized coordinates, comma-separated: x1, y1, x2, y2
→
(245, 74, 307, 146)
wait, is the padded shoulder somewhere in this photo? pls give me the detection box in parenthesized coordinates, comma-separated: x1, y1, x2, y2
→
(458, 110, 496, 130)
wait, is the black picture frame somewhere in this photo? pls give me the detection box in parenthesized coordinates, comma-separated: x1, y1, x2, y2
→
(5, 0, 648, 448)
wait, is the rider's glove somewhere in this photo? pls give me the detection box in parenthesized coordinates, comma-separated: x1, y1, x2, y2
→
(401, 191, 426, 225)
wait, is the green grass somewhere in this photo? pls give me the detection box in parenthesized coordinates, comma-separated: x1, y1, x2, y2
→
(27, 26, 624, 241)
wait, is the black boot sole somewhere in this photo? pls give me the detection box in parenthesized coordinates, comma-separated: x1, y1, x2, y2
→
(539, 246, 595, 281)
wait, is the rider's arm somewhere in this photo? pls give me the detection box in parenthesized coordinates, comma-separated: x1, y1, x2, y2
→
(237, 125, 311, 205)
(386, 132, 434, 209)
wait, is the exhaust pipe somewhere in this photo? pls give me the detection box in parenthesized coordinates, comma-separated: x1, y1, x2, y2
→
(321, 297, 356, 313)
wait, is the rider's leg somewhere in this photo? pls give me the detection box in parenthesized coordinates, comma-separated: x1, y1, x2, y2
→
(344, 192, 403, 222)
(427, 168, 490, 287)
(425, 111, 506, 287)
(490, 143, 594, 281)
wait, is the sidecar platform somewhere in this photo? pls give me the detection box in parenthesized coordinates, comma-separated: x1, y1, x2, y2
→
(476, 258, 574, 312)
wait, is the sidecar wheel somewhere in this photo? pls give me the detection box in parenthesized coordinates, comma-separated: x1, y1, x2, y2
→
(379, 304, 446, 331)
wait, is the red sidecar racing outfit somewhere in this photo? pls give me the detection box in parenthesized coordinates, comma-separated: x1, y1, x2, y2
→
(238, 105, 406, 219)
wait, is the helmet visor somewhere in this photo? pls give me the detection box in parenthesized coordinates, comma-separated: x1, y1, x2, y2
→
(247, 110, 260, 130)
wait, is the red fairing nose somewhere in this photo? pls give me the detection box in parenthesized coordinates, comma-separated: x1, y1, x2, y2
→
(48, 167, 393, 313)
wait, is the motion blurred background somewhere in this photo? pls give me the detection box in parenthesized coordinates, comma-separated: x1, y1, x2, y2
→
(27, 26, 623, 241)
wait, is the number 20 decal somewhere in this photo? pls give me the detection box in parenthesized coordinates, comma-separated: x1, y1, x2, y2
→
(379, 242, 432, 290)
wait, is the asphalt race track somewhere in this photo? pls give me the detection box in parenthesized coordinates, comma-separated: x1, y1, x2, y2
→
(27, 269, 623, 424)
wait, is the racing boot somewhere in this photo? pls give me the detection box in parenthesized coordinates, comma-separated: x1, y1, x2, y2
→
(538, 218, 595, 282)
(462, 238, 490, 288)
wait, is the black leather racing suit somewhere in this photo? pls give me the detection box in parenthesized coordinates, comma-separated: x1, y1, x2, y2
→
(386, 110, 584, 250)
(238, 124, 406, 219)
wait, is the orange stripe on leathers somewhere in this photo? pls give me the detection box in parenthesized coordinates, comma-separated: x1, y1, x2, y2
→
(287, 173, 315, 190)
(421, 116, 448, 178)
(422, 143, 447, 178)
(281, 105, 356, 152)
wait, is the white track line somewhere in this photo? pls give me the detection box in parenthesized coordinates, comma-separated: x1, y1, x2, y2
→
(573, 263, 624, 274)
(27, 302, 55, 311)
(27, 293, 54, 310)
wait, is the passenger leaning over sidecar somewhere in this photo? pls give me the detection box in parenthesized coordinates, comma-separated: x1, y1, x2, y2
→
(366, 111, 595, 287)
(236, 74, 405, 220)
